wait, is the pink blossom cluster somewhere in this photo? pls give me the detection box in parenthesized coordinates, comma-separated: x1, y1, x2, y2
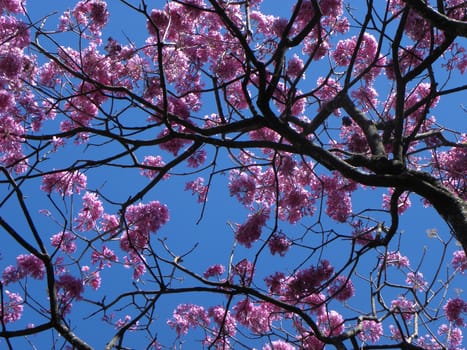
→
(120, 201, 169, 253)
(437, 323, 464, 350)
(382, 188, 412, 214)
(284, 260, 334, 300)
(415, 324, 464, 350)
(2, 254, 45, 285)
(55, 273, 84, 315)
(125, 201, 169, 235)
(452, 250, 466, 273)
(332, 33, 386, 83)
(59, 0, 109, 40)
(435, 134, 467, 200)
(184, 177, 208, 203)
(228, 154, 358, 228)
(235, 209, 270, 248)
(75, 192, 104, 231)
(41, 170, 87, 196)
(0, 12, 33, 173)
(0, 0, 24, 14)
(406, 271, 428, 292)
(167, 303, 210, 336)
(327, 275, 355, 301)
(382, 251, 411, 269)
(0, 290, 23, 324)
(50, 231, 77, 254)
(444, 298, 467, 326)
(203, 264, 225, 279)
(123, 254, 146, 281)
(233, 298, 280, 334)
(358, 320, 383, 343)
(208, 305, 237, 337)
(231, 259, 255, 287)
(268, 233, 291, 256)
(91, 245, 119, 270)
(81, 265, 101, 290)
(141, 155, 167, 179)
(391, 295, 417, 321)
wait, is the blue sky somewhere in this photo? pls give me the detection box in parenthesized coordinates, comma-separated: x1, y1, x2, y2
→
(1, 1, 465, 349)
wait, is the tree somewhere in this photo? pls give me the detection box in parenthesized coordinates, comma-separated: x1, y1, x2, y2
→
(0, 0, 466, 348)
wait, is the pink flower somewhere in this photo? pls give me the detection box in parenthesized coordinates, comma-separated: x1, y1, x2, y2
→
(0, 89, 14, 110)
(389, 324, 403, 341)
(203, 264, 225, 279)
(383, 251, 410, 268)
(50, 231, 77, 254)
(443, 298, 467, 326)
(75, 192, 104, 231)
(208, 305, 237, 336)
(185, 177, 208, 203)
(332, 33, 385, 82)
(351, 220, 374, 245)
(328, 275, 355, 301)
(391, 296, 416, 321)
(286, 260, 334, 300)
(315, 77, 342, 106)
(0, 115, 24, 153)
(436, 134, 467, 200)
(358, 320, 383, 343)
(0, 16, 29, 48)
(233, 299, 279, 334)
(0, 0, 25, 14)
(120, 229, 149, 252)
(303, 293, 326, 315)
(167, 304, 210, 336)
(382, 189, 411, 214)
(0, 49, 22, 78)
(157, 128, 191, 156)
(89, 0, 109, 27)
(451, 250, 466, 273)
(287, 54, 305, 79)
(16, 254, 45, 280)
(115, 315, 139, 331)
(41, 170, 87, 196)
(141, 155, 168, 179)
(350, 85, 378, 112)
(268, 233, 291, 256)
(101, 213, 120, 237)
(70, 0, 108, 35)
(125, 201, 169, 235)
(405, 271, 427, 292)
(231, 259, 255, 287)
(82, 267, 101, 290)
(318, 310, 344, 336)
(0, 290, 23, 323)
(123, 254, 146, 280)
(264, 272, 285, 295)
(2, 265, 20, 285)
(229, 170, 257, 206)
(91, 245, 118, 269)
(321, 174, 355, 222)
(236, 209, 269, 248)
(56, 274, 84, 300)
(187, 149, 207, 168)
(438, 324, 464, 350)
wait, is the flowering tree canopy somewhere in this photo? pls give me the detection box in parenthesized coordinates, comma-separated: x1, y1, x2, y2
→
(0, 0, 466, 349)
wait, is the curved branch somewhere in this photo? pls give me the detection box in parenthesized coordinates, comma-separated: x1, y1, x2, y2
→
(403, 0, 467, 37)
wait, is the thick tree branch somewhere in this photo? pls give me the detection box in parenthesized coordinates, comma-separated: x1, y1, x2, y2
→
(403, 0, 467, 37)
